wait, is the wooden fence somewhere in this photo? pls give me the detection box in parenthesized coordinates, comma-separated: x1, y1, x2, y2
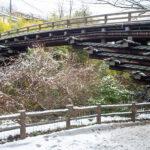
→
(1, 10, 150, 38)
(0, 102, 150, 141)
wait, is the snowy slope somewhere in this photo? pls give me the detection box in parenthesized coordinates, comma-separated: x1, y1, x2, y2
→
(0, 123, 150, 150)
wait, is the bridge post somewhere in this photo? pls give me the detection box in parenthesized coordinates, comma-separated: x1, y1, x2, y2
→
(67, 20, 70, 28)
(7, 31, 10, 36)
(128, 12, 132, 22)
(27, 27, 29, 32)
(39, 24, 42, 30)
(84, 17, 88, 25)
(104, 15, 107, 24)
(16, 29, 19, 34)
(52, 22, 54, 29)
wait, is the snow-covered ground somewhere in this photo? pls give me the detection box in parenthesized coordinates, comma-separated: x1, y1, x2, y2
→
(0, 122, 150, 150)
(0, 113, 150, 140)
(0, 116, 130, 140)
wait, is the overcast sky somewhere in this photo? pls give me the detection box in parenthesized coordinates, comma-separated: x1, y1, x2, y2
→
(0, 0, 123, 18)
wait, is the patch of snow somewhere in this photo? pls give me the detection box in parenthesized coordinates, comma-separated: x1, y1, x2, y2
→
(0, 123, 150, 150)
(0, 113, 150, 141)
(0, 116, 129, 140)
(137, 113, 150, 120)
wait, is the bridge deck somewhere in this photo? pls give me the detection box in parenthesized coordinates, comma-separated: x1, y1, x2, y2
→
(1, 10, 150, 50)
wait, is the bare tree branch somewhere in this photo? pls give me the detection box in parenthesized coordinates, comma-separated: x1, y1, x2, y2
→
(87, 0, 150, 10)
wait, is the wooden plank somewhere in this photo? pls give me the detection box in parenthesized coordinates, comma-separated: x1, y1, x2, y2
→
(137, 110, 150, 113)
(101, 112, 132, 116)
(26, 109, 68, 117)
(74, 106, 97, 111)
(26, 118, 66, 128)
(0, 125, 20, 132)
(0, 113, 20, 120)
(102, 104, 132, 108)
(136, 102, 150, 106)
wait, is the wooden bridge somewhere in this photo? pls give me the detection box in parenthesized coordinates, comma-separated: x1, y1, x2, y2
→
(1, 11, 150, 48)
(1, 10, 150, 82)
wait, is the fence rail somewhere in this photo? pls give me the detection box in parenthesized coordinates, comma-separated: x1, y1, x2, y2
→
(1, 10, 150, 39)
(0, 102, 150, 142)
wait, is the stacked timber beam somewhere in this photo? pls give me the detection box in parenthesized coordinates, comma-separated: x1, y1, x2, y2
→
(0, 45, 17, 64)
(74, 40, 150, 83)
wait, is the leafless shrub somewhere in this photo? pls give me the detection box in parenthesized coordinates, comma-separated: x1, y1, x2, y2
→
(0, 47, 100, 113)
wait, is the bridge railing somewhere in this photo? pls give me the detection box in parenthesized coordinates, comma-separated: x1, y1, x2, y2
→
(0, 10, 150, 39)
(0, 102, 150, 142)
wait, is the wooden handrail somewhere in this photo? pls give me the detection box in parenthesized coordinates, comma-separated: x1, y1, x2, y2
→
(0, 10, 150, 39)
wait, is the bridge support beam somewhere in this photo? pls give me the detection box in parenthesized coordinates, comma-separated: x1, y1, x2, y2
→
(5, 40, 8, 44)
(24, 36, 29, 40)
(49, 33, 53, 37)
(125, 26, 133, 41)
(81, 29, 86, 34)
(125, 26, 130, 32)
(14, 38, 19, 42)
(36, 35, 40, 39)
(64, 31, 68, 36)
(101, 28, 106, 43)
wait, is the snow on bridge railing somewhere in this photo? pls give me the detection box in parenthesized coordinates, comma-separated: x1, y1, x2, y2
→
(1, 10, 150, 39)
(0, 102, 150, 143)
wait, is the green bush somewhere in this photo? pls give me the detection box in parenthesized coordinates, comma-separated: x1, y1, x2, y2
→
(89, 75, 133, 105)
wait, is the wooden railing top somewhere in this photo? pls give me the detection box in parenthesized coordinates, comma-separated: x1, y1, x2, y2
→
(1, 10, 150, 39)
(0, 102, 150, 121)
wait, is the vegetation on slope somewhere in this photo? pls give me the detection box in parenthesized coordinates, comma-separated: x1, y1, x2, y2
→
(0, 46, 136, 114)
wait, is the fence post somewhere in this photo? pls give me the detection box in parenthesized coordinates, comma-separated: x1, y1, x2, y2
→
(97, 104, 101, 124)
(66, 105, 73, 129)
(19, 110, 26, 139)
(131, 102, 136, 122)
